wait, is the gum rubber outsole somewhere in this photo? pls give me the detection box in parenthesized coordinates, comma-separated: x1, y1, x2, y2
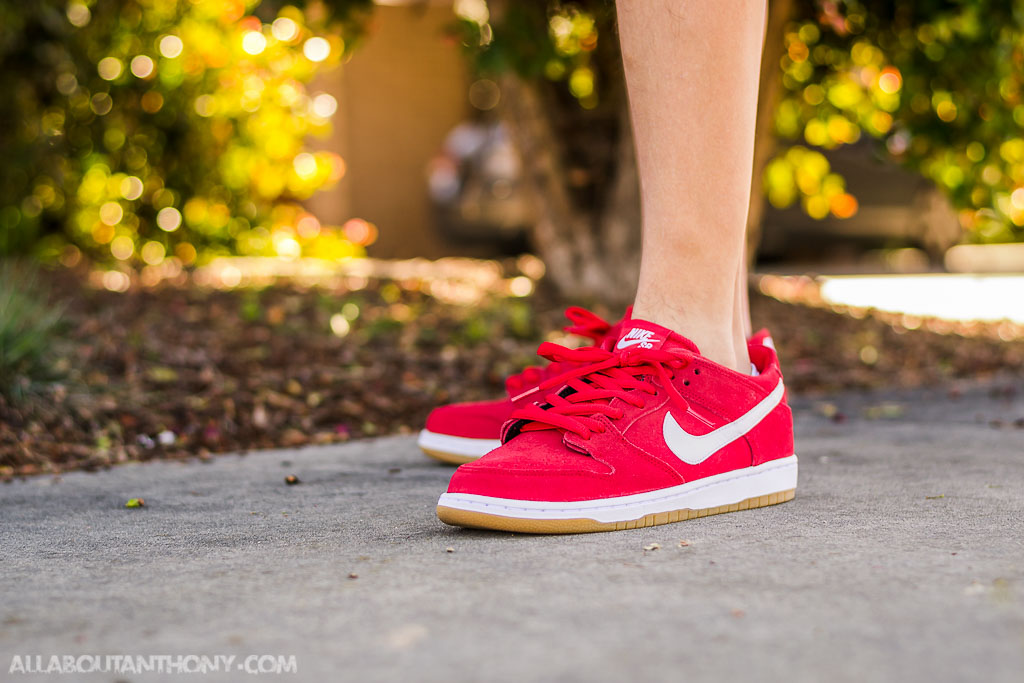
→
(437, 489, 796, 534)
(420, 447, 479, 466)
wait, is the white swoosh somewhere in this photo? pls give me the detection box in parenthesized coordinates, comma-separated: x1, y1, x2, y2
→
(616, 338, 650, 349)
(662, 379, 784, 465)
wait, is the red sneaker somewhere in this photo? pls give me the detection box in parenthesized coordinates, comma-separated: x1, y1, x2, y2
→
(417, 307, 623, 464)
(436, 319, 797, 533)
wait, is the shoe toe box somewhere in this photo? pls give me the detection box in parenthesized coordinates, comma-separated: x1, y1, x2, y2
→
(424, 398, 514, 440)
(446, 431, 649, 502)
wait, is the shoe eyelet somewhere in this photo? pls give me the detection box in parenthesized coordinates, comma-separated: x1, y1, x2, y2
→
(693, 368, 701, 375)
(684, 380, 690, 386)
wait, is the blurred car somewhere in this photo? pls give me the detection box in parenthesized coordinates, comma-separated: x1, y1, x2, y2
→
(427, 119, 534, 252)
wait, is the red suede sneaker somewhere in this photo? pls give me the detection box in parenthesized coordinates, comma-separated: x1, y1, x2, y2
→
(420, 321, 777, 465)
(436, 319, 797, 533)
(417, 307, 623, 464)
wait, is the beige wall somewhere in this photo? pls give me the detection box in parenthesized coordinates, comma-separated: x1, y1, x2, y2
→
(307, 3, 470, 258)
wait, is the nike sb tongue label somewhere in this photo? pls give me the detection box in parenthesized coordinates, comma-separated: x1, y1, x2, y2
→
(614, 319, 702, 355)
(616, 326, 663, 351)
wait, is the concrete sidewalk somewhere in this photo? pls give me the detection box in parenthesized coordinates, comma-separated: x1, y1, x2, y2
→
(2, 382, 1023, 682)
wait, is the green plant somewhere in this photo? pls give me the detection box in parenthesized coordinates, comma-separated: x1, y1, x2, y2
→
(460, 0, 1024, 245)
(0, 263, 66, 402)
(771, 1, 1024, 242)
(0, 0, 373, 269)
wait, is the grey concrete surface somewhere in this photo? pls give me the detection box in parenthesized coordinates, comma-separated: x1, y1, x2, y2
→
(1, 381, 1023, 683)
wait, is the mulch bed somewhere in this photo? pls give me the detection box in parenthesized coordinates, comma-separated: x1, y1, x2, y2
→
(2, 269, 1022, 479)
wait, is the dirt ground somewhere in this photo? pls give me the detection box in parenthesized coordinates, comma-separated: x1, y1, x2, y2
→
(2, 269, 1022, 478)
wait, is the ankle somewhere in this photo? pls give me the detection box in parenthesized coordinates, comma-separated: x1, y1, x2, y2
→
(630, 304, 750, 373)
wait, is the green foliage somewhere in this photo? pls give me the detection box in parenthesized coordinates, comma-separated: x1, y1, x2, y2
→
(461, 0, 1024, 245)
(453, 0, 612, 109)
(773, 1, 1024, 242)
(453, 297, 536, 347)
(0, 0, 372, 271)
(0, 263, 66, 402)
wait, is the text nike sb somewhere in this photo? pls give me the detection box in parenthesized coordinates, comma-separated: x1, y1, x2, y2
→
(436, 319, 797, 533)
(417, 307, 623, 464)
(616, 327, 658, 350)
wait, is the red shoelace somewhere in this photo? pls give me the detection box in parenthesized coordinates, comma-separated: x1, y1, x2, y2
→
(505, 307, 614, 396)
(509, 342, 692, 440)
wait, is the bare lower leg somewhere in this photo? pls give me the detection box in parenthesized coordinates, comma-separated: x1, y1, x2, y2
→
(618, 0, 764, 371)
(735, 253, 752, 340)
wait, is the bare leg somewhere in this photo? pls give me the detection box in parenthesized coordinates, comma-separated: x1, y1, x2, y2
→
(735, 253, 753, 340)
(618, 0, 764, 372)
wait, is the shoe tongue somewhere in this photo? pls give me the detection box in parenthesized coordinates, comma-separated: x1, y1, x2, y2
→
(614, 318, 700, 355)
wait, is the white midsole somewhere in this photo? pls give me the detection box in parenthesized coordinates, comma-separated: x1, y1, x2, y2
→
(417, 430, 501, 458)
(437, 455, 798, 523)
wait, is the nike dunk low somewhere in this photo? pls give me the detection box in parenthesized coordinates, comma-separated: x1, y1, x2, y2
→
(437, 319, 797, 533)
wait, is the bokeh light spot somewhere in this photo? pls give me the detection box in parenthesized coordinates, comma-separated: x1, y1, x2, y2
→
(175, 243, 197, 265)
(830, 193, 859, 219)
(242, 31, 267, 55)
(805, 195, 830, 219)
(130, 55, 155, 78)
(110, 235, 134, 260)
(90, 93, 113, 116)
(966, 142, 985, 163)
(194, 94, 216, 117)
(56, 73, 78, 95)
(568, 67, 594, 99)
(156, 207, 182, 232)
(140, 241, 166, 265)
(343, 218, 377, 246)
(99, 202, 124, 226)
(311, 93, 338, 118)
(219, 264, 242, 288)
(92, 223, 115, 245)
(509, 276, 534, 297)
(341, 302, 360, 320)
(296, 214, 321, 238)
(878, 67, 902, 94)
(102, 270, 131, 293)
(140, 91, 164, 113)
(274, 234, 301, 259)
(936, 100, 957, 122)
(859, 345, 879, 365)
(98, 57, 123, 81)
(272, 17, 299, 42)
(329, 313, 351, 337)
(67, 2, 91, 27)
(159, 35, 184, 59)
(1011, 188, 1024, 210)
(303, 37, 330, 62)
(293, 153, 318, 179)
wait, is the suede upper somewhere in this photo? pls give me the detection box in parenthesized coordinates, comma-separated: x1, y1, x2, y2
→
(446, 319, 794, 502)
(422, 307, 622, 441)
